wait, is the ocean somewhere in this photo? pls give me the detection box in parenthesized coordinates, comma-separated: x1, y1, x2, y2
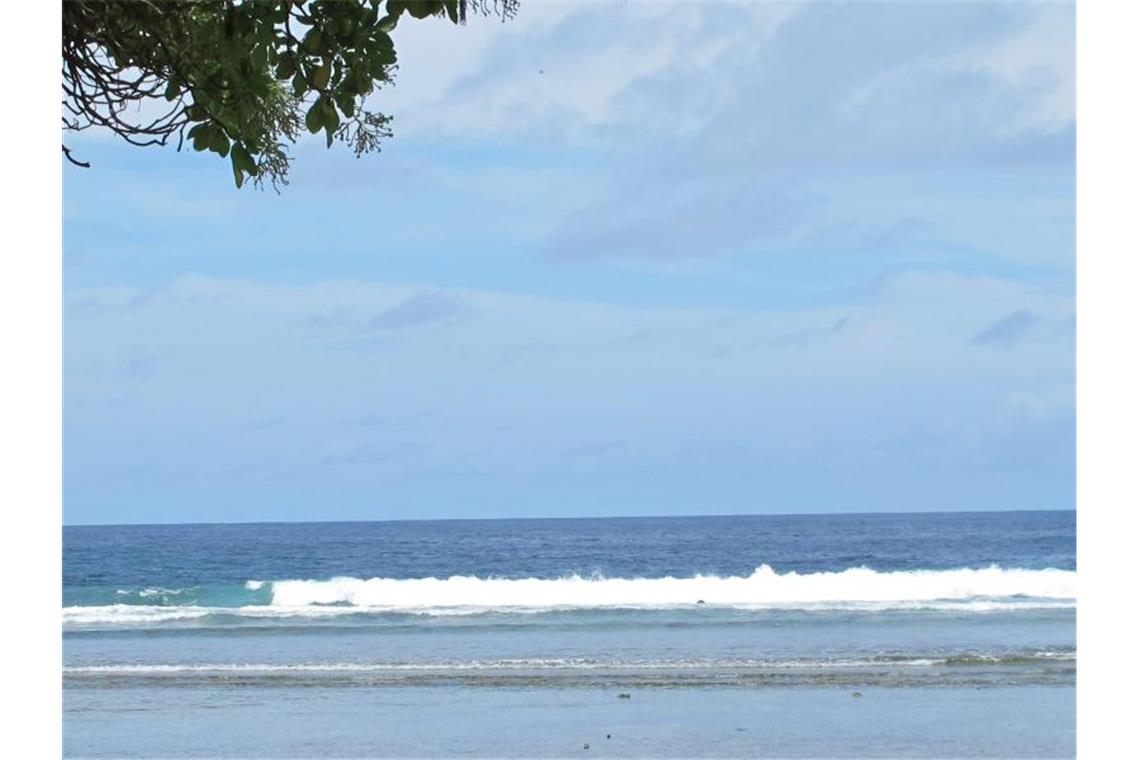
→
(63, 511, 1076, 758)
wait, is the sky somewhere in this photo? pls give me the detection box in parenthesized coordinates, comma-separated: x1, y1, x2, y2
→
(63, 1, 1075, 525)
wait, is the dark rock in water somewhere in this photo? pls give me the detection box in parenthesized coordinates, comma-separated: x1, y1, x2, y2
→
(852, 691, 863, 698)
(606, 734, 611, 740)
(583, 743, 590, 750)
(617, 692, 631, 699)
(696, 599, 705, 604)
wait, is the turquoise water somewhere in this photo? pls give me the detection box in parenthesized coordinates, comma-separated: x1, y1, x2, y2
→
(63, 511, 1075, 757)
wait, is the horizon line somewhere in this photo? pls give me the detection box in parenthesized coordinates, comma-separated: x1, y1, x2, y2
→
(64, 506, 1076, 530)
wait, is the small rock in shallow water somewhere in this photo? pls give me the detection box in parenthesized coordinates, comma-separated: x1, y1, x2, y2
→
(583, 742, 590, 750)
(617, 692, 631, 699)
(853, 691, 863, 698)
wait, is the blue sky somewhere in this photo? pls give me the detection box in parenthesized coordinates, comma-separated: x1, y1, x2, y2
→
(63, 1, 1075, 525)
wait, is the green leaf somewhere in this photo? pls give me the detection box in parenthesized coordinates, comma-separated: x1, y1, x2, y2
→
(322, 99, 340, 131)
(292, 71, 307, 96)
(231, 143, 258, 175)
(302, 29, 322, 54)
(321, 98, 340, 148)
(251, 44, 269, 72)
(335, 91, 356, 117)
(311, 60, 332, 90)
(276, 52, 297, 80)
(247, 73, 272, 99)
(191, 125, 212, 152)
(377, 14, 398, 33)
(305, 100, 325, 133)
(209, 129, 231, 157)
(406, 2, 443, 20)
(372, 47, 397, 71)
(374, 30, 395, 49)
(232, 162, 245, 189)
(164, 79, 181, 102)
(340, 69, 359, 96)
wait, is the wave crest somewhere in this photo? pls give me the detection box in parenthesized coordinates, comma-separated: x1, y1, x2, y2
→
(267, 564, 1075, 610)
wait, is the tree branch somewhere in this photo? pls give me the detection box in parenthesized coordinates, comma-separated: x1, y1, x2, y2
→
(62, 145, 92, 169)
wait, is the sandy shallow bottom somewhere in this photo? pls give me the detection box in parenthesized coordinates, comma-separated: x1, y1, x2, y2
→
(64, 683, 1074, 758)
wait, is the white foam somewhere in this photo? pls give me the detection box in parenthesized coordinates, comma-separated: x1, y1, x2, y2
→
(61, 660, 902, 674)
(139, 587, 186, 598)
(62, 651, 1074, 675)
(63, 604, 215, 624)
(62, 603, 378, 624)
(266, 565, 1076, 611)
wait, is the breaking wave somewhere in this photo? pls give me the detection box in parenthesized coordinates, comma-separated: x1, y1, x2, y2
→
(265, 565, 1074, 609)
(63, 565, 1074, 625)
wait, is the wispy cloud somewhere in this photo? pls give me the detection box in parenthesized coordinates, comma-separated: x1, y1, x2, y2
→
(546, 178, 805, 261)
(369, 291, 469, 329)
(401, 1, 1072, 170)
(971, 309, 1040, 349)
(767, 314, 858, 350)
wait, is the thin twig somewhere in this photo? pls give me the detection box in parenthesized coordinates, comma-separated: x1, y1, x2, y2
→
(62, 145, 91, 168)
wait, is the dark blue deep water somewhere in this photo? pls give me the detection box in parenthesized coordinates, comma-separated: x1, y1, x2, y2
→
(64, 510, 1074, 597)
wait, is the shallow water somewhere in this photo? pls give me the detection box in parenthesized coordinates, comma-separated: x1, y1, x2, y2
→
(64, 685, 1074, 758)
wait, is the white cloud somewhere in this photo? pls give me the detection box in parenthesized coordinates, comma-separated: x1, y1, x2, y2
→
(963, 1, 1075, 131)
(385, 1, 1071, 165)
(384, 1, 800, 140)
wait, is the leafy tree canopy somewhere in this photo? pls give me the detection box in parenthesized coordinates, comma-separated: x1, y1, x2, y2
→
(62, 0, 517, 189)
